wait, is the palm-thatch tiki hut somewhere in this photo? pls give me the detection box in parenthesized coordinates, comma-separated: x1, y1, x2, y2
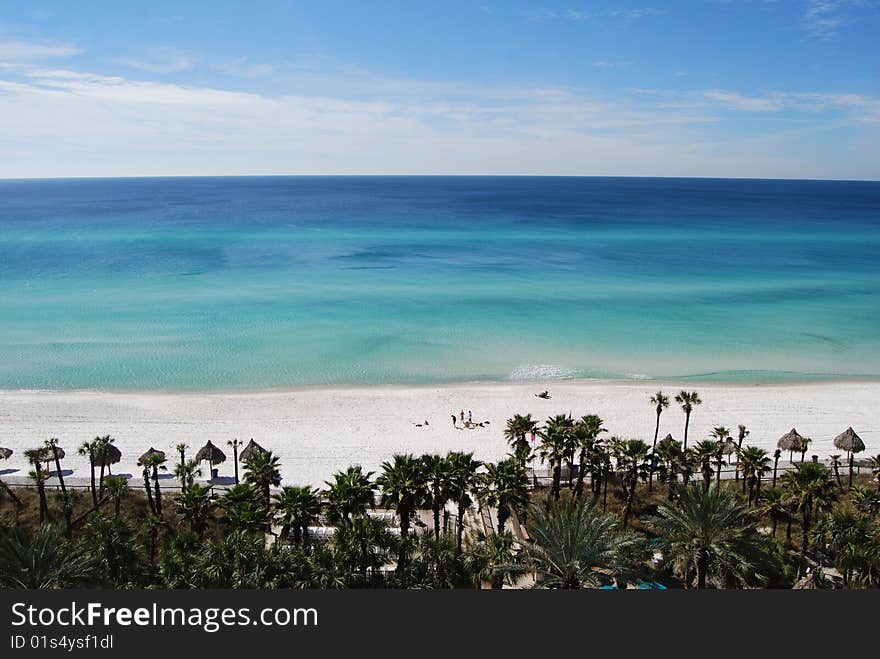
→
(777, 428, 806, 463)
(0, 447, 12, 460)
(833, 427, 865, 489)
(138, 447, 166, 466)
(239, 438, 267, 462)
(95, 443, 122, 474)
(196, 441, 226, 481)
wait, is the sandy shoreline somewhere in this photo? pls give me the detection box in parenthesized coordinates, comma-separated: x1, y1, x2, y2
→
(1, 379, 877, 488)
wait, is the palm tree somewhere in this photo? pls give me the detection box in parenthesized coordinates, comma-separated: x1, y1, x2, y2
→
(175, 443, 188, 470)
(331, 515, 395, 586)
(273, 486, 321, 545)
(174, 459, 201, 490)
(674, 390, 702, 450)
(479, 458, 529, 536)
(325, 466, 375, 526)
(446, 451, 482, 553)
(647, 484, 775, 589)
(376, 454, 425, 542)
(243, 450, 282, 515)
(738, 446, 771, 506)
(102, 476, 130, 518)
(734, 424, 749, 482)
(693, 440, 719, 493)
(573, 414, 605, 497)
(141, 453, 166, 517)
(648, 392, 669, 491)
(420, 454, 452, 539)
(810, 508, 873, 587)
(710, 426, 730, 485)
(504, 414, 537, 462)
(655, 437, 686, 500)
(45, 437, 73, 534)
(537, 414, 574, 502)
(0, 524, 96, 588)
(799, 437, 812, 463)
(174, 484, 214, 538)
(521, 496, 643, 588)
(78, 439, 99, 506)
(782, 462, 836, 556)
(610, 438, 650, 529)
(93, 436, 115, 500)
(756, 487, 787, 538)
(772, 449, 781, 488)
(24, 448, 50, 523)
(461, 531, 525, 589)
(228, 439, 243, 484)
(829, 455, 843, 489)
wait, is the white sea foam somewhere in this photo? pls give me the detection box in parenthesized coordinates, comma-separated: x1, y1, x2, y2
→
(509, 364, 578, 381)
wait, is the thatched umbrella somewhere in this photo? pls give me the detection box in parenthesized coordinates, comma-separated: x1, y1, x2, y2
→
(195, 441, 226, 481)
(0, 447, 12, 460)
(777, 428, 806, 463)
(833, 427, 865, 489)
(239, 438, 266, 462)
(94, 443, 122, 474)
(658, 433, 677, 446)
(138, 447, 166, 466)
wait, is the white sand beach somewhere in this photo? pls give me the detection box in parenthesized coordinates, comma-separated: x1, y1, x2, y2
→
(1, 380, 878, 488)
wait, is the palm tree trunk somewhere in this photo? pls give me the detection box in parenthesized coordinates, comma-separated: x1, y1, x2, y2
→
(622, 481, 636, 529)
(143, 468, 156, 515)
(785, 508, 793, 548)
(433, 502, 441, 539)
(772, 455, 779, 488)
(802, 500, 811, 556)
(456, 502, 466, 553)
(683, 412, 691, 450)
(89, 455, 97, 506)
(152, 466, 162, 517)
(696, 550, 708, 589)
(552, 464, 561, 501)
(0, 479, 23, 508)
(575, 449, 587, 497)
(649, 412, 660, 491)
(847, 452, 854, 489)
(602, 477, 608, 513)
(770, 515, 778, 538)
(233, 444, 239, 484)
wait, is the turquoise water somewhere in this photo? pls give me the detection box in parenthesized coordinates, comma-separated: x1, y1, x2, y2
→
(0, 176, 878, 389)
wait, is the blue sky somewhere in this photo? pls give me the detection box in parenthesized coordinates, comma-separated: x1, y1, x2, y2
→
(0, 1, 877, 178)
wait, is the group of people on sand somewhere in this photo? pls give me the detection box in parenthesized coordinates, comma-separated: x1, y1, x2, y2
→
(451, 409, 489, 430)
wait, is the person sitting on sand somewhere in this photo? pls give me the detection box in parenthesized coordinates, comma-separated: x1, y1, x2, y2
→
(536, 390, 551, 399)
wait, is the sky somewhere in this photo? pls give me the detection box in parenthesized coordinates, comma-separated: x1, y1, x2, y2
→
(0, 1, 878, 179)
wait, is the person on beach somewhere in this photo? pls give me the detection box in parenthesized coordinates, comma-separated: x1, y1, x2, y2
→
(530, 430, 537, 443)
(468, 410, 472, 423)
(460, 410, 464, 423)
(451, 414, 457, 427)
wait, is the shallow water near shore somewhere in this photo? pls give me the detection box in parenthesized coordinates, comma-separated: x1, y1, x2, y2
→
(1, 176, 878, 389)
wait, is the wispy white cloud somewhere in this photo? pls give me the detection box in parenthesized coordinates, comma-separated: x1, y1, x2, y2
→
(0, 39, 82, 61)
(111, 47, 194, 74)
(800, 0, 873, 39)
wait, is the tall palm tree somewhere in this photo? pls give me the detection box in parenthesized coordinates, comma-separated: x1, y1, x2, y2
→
(504, 414, 537, 463)
(227, 439, 243, 484)
(325, 466, 375, 526)
(655, 437, 686, 500)
(738, 446, 771, 506)
(273, 486, 321, 546)
(674, 391, 702, 450)
(610, 438, 650, 529)
(173, 484, 214, 538)
(829, 455, 843, 489)
(45, 438, 73, 535)
(648, 392, 669, 491)
(537, 414, 574, 502)
(647, 484, 775, 589)
(78, 439, 99, 506)
(243, 450, 282, 515)
(772, 449, 781, 488)
(24, 448, 50, 523)
(102, 476, 130, 518)
(446, 451, 482, 553)
(799, 437, 813, 463)
(734, 424, 749, 482)
(420, 454, 452, 539)
(479, 458, 529, 536)
(710, 426, 730, 485)
(693, 440, 719, 493)
(174, 459, 201, 490)
(782, 461, 836, 556)
(521, 496, 643, 588)
(93, 436, 114, 500)
(573, 414, 605, 497)
(175, 443, 188, 470)
(376, 454, 425, 542)
(141, 453, 166, 517)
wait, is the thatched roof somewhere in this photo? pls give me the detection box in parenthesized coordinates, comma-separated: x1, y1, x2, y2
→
(195, 441, 226, 464)
(777, 428, 806, 451)
(658, 433, 677, 445)
(0, 447, 12, 460)
(138, 447, 166, 466)
(239, 438, 267, 461)
(720, 439, 738, 455)
(833, 427, 865, 454)
(94, 443, 122, 466)
(40, 445, 65, 461)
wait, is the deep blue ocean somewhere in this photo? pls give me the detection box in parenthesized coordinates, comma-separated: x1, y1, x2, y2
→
(1, 176, 878, 389)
